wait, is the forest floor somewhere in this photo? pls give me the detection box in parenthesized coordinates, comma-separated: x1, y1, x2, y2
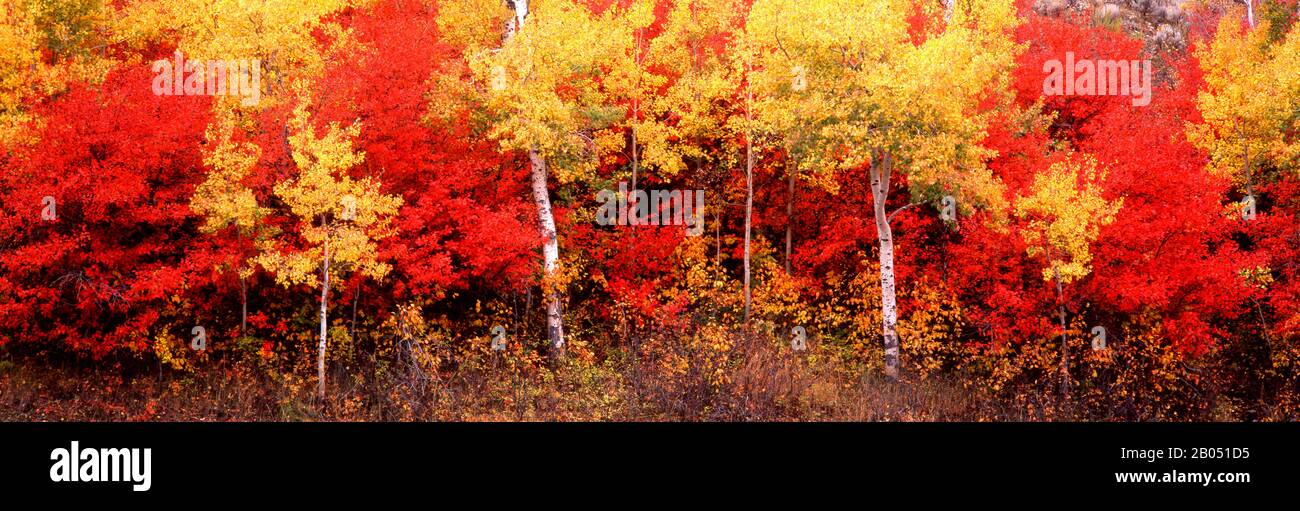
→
(0, 351, 1078, 422)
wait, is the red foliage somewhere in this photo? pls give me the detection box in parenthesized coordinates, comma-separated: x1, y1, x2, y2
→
(0, 66, 213, 353)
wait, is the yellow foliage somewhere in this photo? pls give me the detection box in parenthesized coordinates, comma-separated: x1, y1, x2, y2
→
(897, 280, 966, 378)
(257, 93, 403, 289)
(744, 0, 1018, 216)
(152, 330, 193, 372)
(435, 0, 509, 50)
(115, 0, 358, 105)
(467, 0, 646, 183)
(192, 108, 266, 235)
(1015, 155, 1123, 284)
(1190, 11, 1300, 183)
(638, 0, 744, 177)
(0, 0, 115, 146)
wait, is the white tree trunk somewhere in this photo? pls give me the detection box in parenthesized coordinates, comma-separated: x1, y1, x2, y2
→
(1245, 0, 1255, 28)
(505, 0, 529, 41)
(631, 28, 642, 196)
(1244, 128, 1254, 198)
(504, 1, 565, 358)
(870, 153, 901, 380)
(529, 147, 566, 356)
(318, 239, 331, 400)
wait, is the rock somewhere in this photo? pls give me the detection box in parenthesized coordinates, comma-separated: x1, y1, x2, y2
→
(1095, 3, 1123, 24)
(1153, 23, 1185, 47)
(1128, 0, 1154, 14)
(1159, 4, 1184, 24)
(1034, 0, 1069, 16)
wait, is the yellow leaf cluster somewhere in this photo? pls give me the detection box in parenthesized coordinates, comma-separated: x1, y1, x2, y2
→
(637, 0, 745, 177)
(745, 0, 1018, 211)
(468, 0, 646, 183)
(257, 96, 403, 289)
(192, 108, 265, 235)
(0, 0, 115, 146)
(435, 0, 509, 51)
(115, 0, 360, 108)
(1015, 156, 1123, 284)
(1190, 11, 1300, 183)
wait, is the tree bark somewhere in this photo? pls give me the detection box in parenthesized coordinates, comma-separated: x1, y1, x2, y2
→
(743, 89, 754, 323)
(503, 1, 564, 359)
(239, 274, 247, 335)
(1054, 266, 1069, 400)
(529, 146, 566, 358)
(505, 0, 529, 41)
(318, 238, 331, 401)
(785, 156, 795, 274)
(715, 194, 722, 268)
(1243, 130, 1254, 199)
(870, 152, 901, 380)
(351, 280, 360, 340)
(631, 27, 642, 196)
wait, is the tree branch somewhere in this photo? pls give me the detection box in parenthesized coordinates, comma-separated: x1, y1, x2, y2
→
(887, 202, 920, 223)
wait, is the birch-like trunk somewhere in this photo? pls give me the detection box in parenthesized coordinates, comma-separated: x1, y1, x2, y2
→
(317, 238, 331, 400)
(742, 89, 754, 323)
(784, 157, 794, 274)
(239, 274, 247, 334)
(505, 0, 529, 41)
(1053, 266, 1069, 400)
(715, 190, 722, 268)
(505, 1, 565, 358)
(351, 281, 360, 339)
(1242, 128, 1255, 199)
(630, 27, 642, 196)
(870, 153, 900, 380)
(529, 147, 566, 357)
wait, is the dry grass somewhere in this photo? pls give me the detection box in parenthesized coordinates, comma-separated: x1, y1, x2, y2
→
(0, 334, 1031, 422)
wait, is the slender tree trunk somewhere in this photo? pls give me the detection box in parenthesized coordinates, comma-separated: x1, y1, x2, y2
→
(743, 89, 754, 323)
(630, 99, 639, 226)
(631, 28, 641, 196)
(505, 0, 529, 41)
(1054, 267, 1069, 400)
(503, 1, 564, 359)
(626, 125, 631, 193)
(239, 274, 247, 334)
(870, 153, 900, 380)
(1243, 133, 1254, 199)
(351, 280, 360, 340)
(785, 157, 795, 274)
(706, 162, 721, 270)
(318, 239, 331, 401)
(529, 146, 566, 358)
(715, 196, 722, 267)
(1245, 0, 1255, 28)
